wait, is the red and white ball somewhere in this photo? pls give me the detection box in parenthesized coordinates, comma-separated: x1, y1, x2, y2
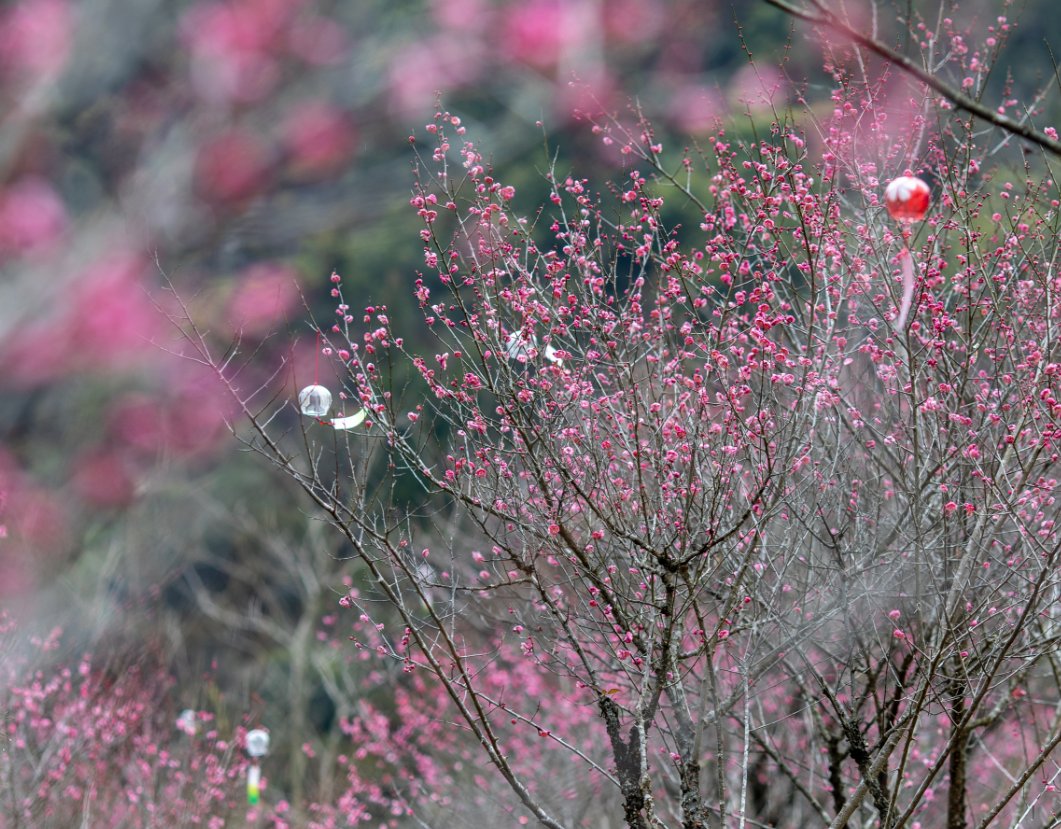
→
(884, 176, 930, 222)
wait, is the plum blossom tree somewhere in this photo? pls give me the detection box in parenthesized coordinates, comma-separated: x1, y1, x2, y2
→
(0, 616, 253, 829)
(763, 0, 1061, 159)
(5, 0, 1058, 825)
(1, 603, 584, 827)
(179, 18, 1061, 824)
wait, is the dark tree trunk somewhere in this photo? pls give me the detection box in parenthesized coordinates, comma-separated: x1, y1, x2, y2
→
(599, 696, 650, 829)
(947, 676, 969, 829)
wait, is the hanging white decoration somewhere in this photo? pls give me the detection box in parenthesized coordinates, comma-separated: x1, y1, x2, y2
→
(246, 729, 270, 758)
(298, 385, 332, 418)
(330, 410, 367, 430)
(298, 385, 367, 430)
(505, 332, 563, 365)
(176, 709, 197, 736)
(505, 331, 534, 362)
(244, 729, 270, 805)
(247, 764, 262, 805)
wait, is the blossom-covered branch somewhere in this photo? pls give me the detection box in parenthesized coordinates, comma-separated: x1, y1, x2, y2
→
(762, 0, 1061, 158)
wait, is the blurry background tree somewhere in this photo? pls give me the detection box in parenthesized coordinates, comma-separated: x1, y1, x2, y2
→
(1, 0, 1060, 826)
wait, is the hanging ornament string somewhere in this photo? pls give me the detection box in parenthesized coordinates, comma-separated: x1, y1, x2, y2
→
(314, 329, 321, 385)
(884, 176, 931, 328)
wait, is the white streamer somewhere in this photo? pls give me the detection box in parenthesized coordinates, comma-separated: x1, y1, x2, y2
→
(329, 410, 367, 430)
(896, 248, 915, 329)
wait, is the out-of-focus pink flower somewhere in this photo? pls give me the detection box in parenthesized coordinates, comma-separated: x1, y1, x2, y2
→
(0, 451, 68, 559)
(183, 0, 290, 58)
(0, 177, 67, 258)
(107, 374, 234, 461)
(225, 263, 301, 336)
(285, 15, 348, 65)
(502, 0, 581, 70)
(667, 84, 724, 133)
(189, 48, 279, 105)
(181, 0, 300, 102)
(0, 0, 72, 78)
(168, 375, 232, 456)
(0, 556, 32, 597)
(602, 0, 663, 44)
(1, 250, 162, 385)
(71, 450, 137, 509)
(69, 253, 159, 366)
(282, 102, 356, 178)
(430, 0, 491, 34)
(194, 129, 271, 204)
(108, 394, 167, 454)
(0, 321, 69, 386)
(387, 37, 486, 117)
(729, 64, 786, 111)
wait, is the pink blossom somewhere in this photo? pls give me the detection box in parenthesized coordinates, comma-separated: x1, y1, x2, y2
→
(0, 0, 71, 78)
(194, 129, 271, 204)
(225, 263, 301, 336)
(667, 84, 724, 133)
(502, 0, 577, 69)
(71, 450, 137, 509)
(0, 177, 67, 257)
(282, 101, 356, 177)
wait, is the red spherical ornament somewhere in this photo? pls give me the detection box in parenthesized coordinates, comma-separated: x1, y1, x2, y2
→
(884, 176, 930, 222)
